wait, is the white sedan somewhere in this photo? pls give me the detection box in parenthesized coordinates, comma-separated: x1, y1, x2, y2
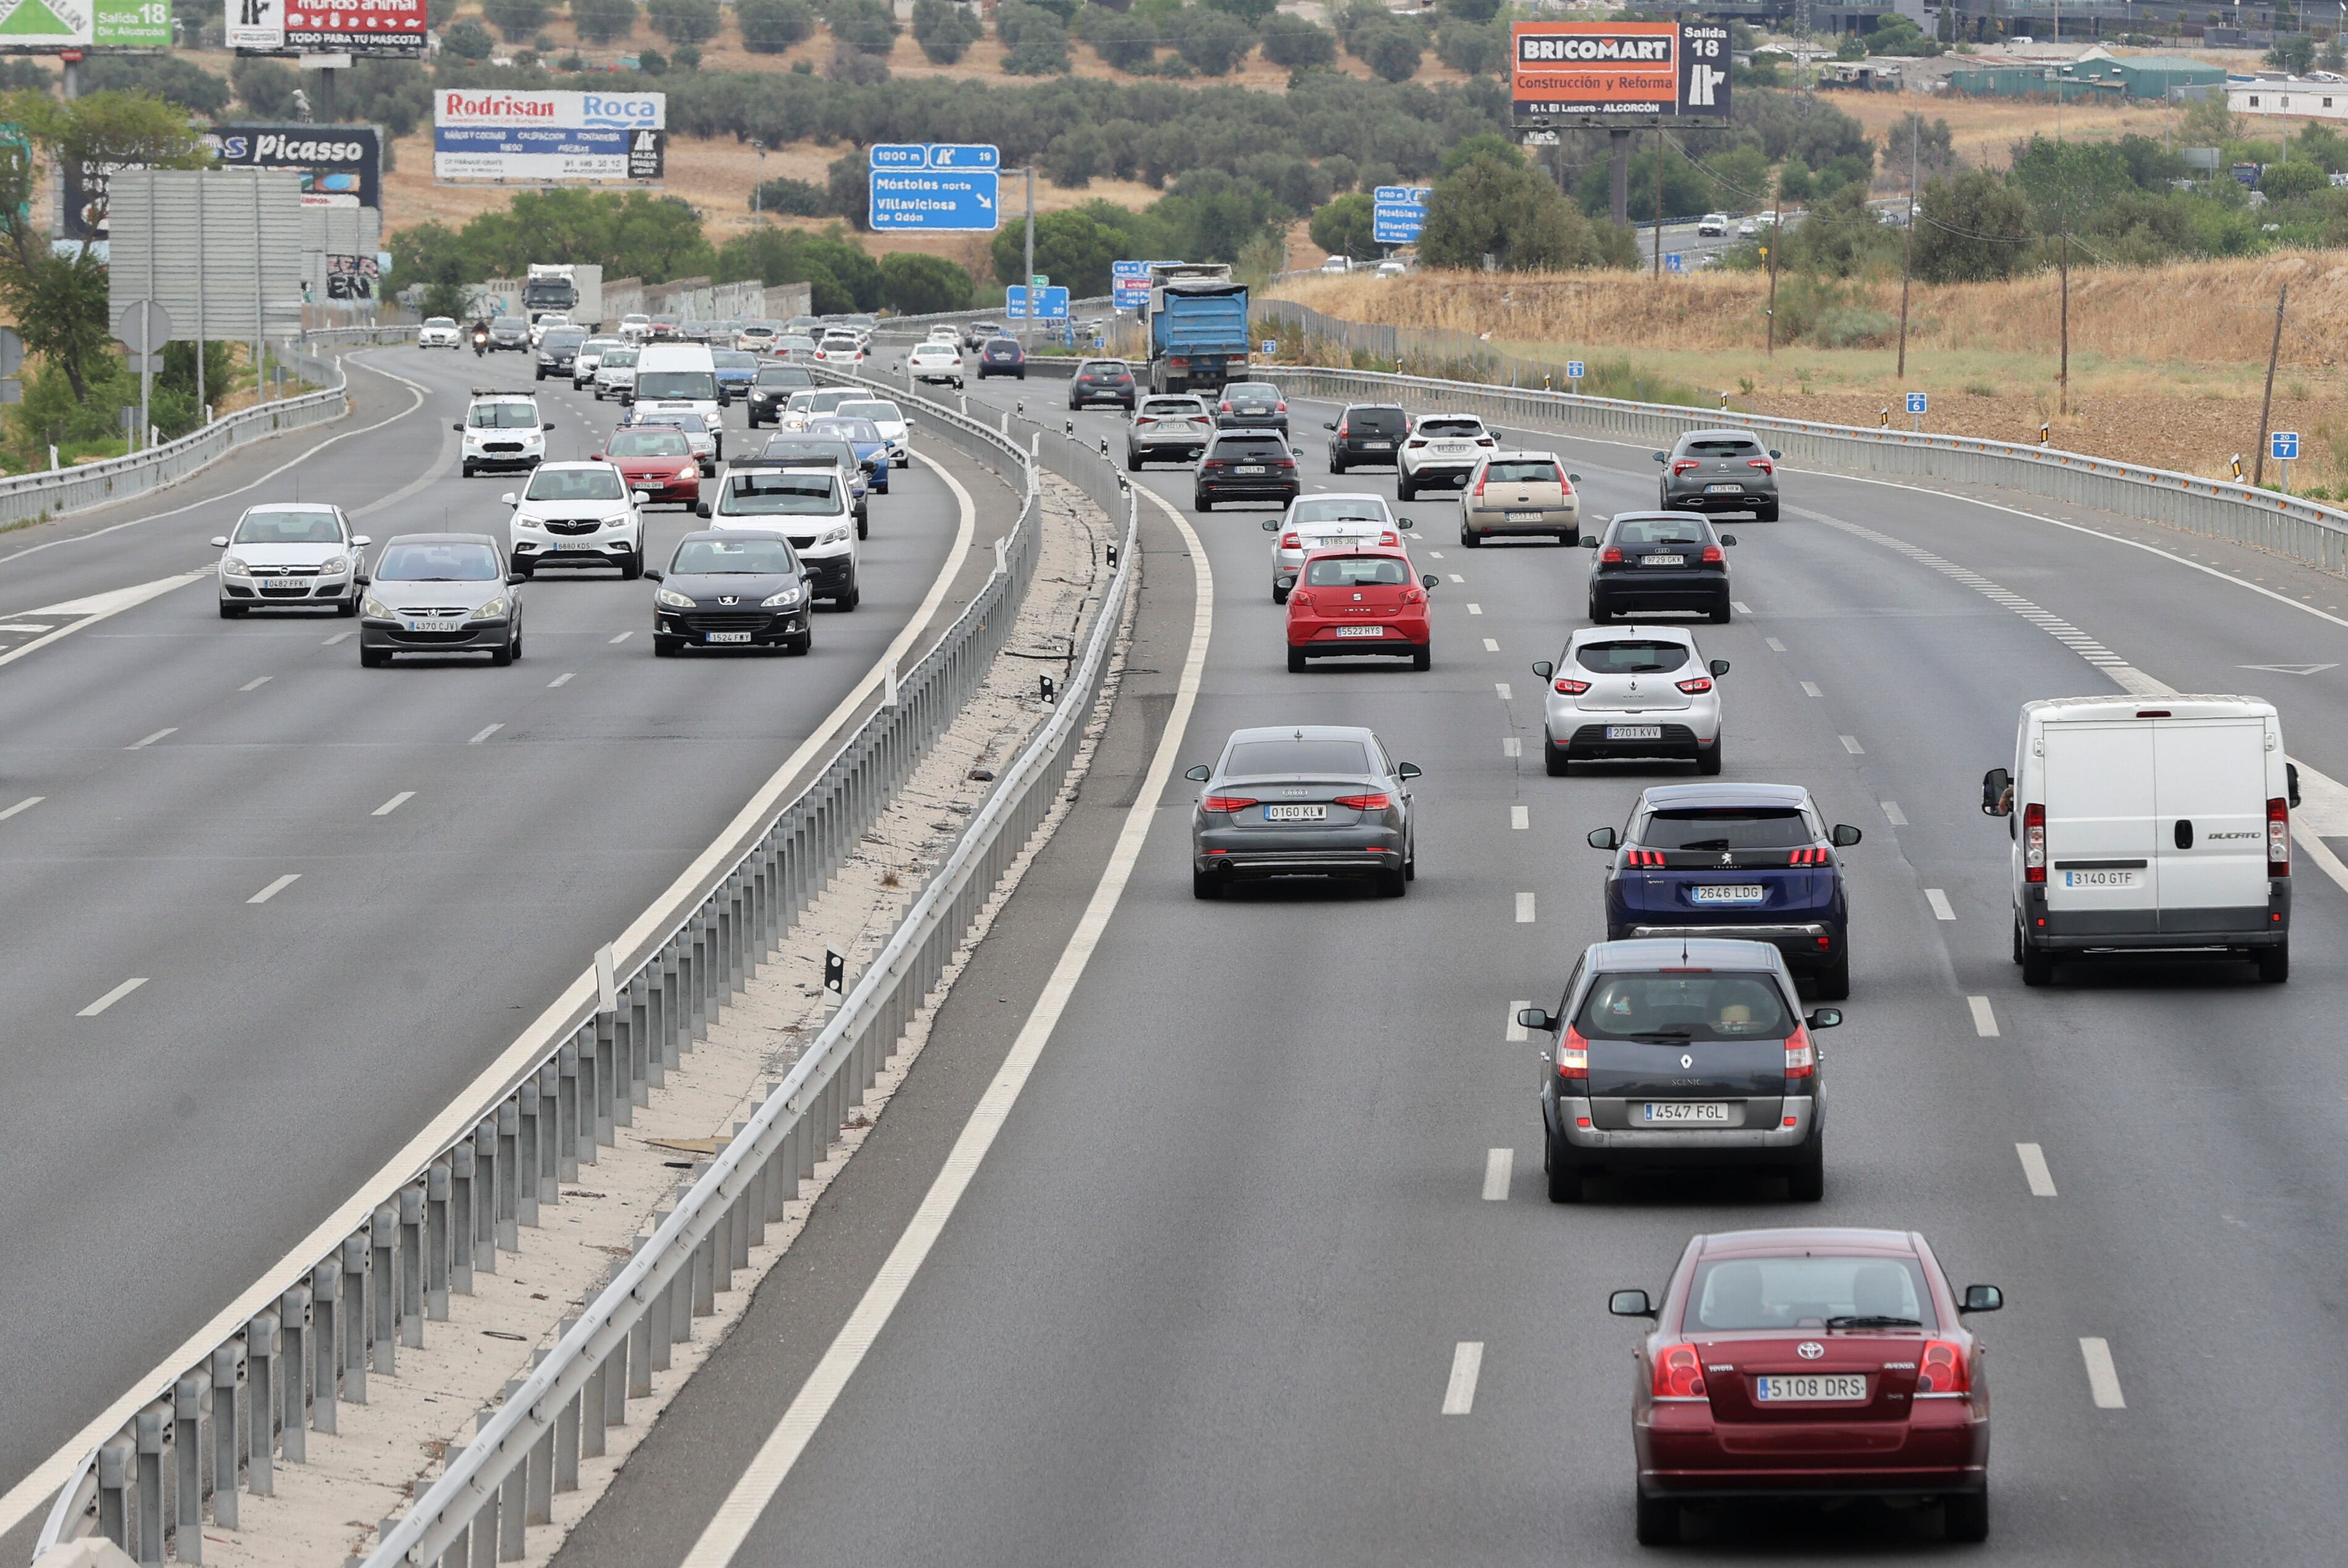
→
(907, 341, 965, 389)
(1261, 493, 1412, 604)
(418, 317, 460, 348)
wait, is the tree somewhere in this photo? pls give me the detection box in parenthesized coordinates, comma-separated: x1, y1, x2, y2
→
(826, 0, 897, 53)
(2269, 32, 2318, 73)
(989, 201, 1141, 295)
(1420, 140, 1626, 270)
(878, 252, 975, 313)
(1434, 19, 1505, 75)
(483, 0, 551, 40)
(2261, 160, 2326, 201)
(999, 1, 1072, 73)
(1362, 26, 1422, 82)
(827, 150, 870, 229)
(232, 56, 303, 116)
(1202, 0, 1274, 22)
(1085, 9, 1157, 70)
(2180, 93, 2239, 148)
(911, 0, 981, 62)
(715, 224, 883, 311)
(826, 41, 886, 79)
(570, 0, 639, 44)
(1913, 169, 2033, 283)
(1437, 0, 1501, 20)
(1308, 191, 1378, 260)
(646, 0, 720, 44)
(735, 0, 813, 50)
(752, 175, 828, 214)
(441, 19, 495, 57)
(1258, 12, 1334, 69)
(1174, 7, 1253, 75)
(80, 56, 232, 116)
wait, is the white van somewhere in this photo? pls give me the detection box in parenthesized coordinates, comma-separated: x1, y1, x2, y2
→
(1983, 695, 2297, 984)
(630, 343, 725, 460)
(698, 466, 860, 609)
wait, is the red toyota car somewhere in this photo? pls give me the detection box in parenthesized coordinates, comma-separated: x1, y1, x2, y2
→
(1282, 546, 1437, 672)
(1609, 1227, 2001, 1546)
(595, 427, 701, 509)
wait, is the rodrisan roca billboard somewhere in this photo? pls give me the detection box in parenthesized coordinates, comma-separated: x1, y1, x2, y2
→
(433, 90, 666, 184)
(1510, 20, 1731, 123)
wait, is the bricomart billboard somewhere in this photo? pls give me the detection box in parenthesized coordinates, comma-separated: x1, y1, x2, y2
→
(433, 90, 665, 184)
(1511, 20, 1732, 124)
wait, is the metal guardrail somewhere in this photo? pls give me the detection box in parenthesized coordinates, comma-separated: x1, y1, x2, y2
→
(30, 387, 1069, 1566)
(1252, 364, 2348, 577)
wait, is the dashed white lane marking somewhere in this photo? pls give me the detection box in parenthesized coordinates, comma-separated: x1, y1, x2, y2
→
(548, 672, 575, 687)
(1467, 603, 1482, 616)
(1765, 637, 1786, 653)
(1482, 637, 1500, 653)
(468, 723, 502, 745)
(2080, 1338, 2127, 1408)
(1506, 1001, 1530, 1042)
(77, 978, 147, 1017)
(1882, 800, 1907, 826)
(1800, 681, 1821, 698)
(0, 622, 51, 632)
(2017, 1142, 2057, 1197)
(1732, 600, 1752, 614)
(1968, 996, 2000, 1037)
(0, 796, 42, 822)
(239, 677, 271, 692)
(1443, 1342, 1485, 1415)
(247, 874, 300, 905)
(126, 728, 176, 751)
(1840, 735, 1864, 754)
(1494, 682, 1511, 701)
(1501, 737, 1520, 757)
(371, 790, 415, 817)
(1428, 551, 1444, 559)
(1515, 891, 1535, 923)
(1510, 806, 1528, 830)
(1449, 573, 1466, 584)
(324, 630, 354, 645)
(609, 630, 633, 644)
(1481, 1149, 1513, 1201)
(1925, 888, 1956, 922)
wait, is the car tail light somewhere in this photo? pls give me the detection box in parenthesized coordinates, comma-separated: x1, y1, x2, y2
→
(1672, 459, 1700, 477)
(1406, 438, 1428, 449)
(1625, 848, 1665, 867)
(2024, 803, 2046, 884)
(1475, 436, 1494, 446)
(1334, 792, 1391, 810)
(1701, 545, 1724, 564)
(1403, 587, 1424, 605)
(1275, 457, 1295, 469)
(1281, 532, 1302, 549)
(1600, 546, 1624, 564)
(1556, 1025, 1588, 1083)
(1651, 1344, 1706, 1399)
(1748, 456, 1774, 474)
(1473, 477, 1486, 497)
(1201, 794, 1256, 813)
(1203, 459, 1227, 470)
(1336, 418, 1350, 436)
(1784, 1023, 1815, 1080)
(1274, 400, 1287, 412)
(1558, 473, 1574, 493)
(1220, 400, 1233, 412)
(2270, 795, 2291, 875)
(1554, 677, 1590, 695)
(1378, 530, 1398, 546)
(1787, 846, 1828, 866)
(1288, 592, 1312, 611)
(1917, 1339, 1970, 1395)
(1675, 675, 1713, 693)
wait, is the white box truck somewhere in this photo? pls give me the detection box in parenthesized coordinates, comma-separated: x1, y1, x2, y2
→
(522, 263, 604, 332)
(1983, 695, 2299, 984)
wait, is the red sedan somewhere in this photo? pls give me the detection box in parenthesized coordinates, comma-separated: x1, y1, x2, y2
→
(1610, 1227, 2001, 1545)
(1283, 546, 1435, 672)
(596, 428, 701, 509)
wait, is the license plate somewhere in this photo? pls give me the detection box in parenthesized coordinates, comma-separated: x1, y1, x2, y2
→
(555, 540, 599, 551)
(705, 630, 753, 644)
(1607, 724, 1662, 740)
(403, 619, 460, 633)
(1644, 554, 1687, 566)
(1435, 443, 1468, 454)
(1705, 482, 1743, 494)
(1237, 465, 1266, 474)
(1757, 1375, 1868, 1403)
(1334, 625, 1386, 637)
(1644, 1101, 1732, 1124)
(2063, 868, 2141, 888)
(1505, 511, 1542, 522)
(1690, 884, 1767, 904)
(1263, 803, 1326, 821)
(1363, 440, 1391, 449)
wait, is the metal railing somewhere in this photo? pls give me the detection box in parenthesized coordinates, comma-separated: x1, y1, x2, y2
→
(29, 386, 1082, 1566)
(1253, 363, 2348, 577)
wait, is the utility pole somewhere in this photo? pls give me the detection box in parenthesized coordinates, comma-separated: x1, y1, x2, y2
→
(2253, 282, 2287, 488)
(1652, 125, 1664, 278)
(1897, 112, 1918, 379)
(1023, 164, 1036, 350)
(1609, 128, 1630, 227)
(1765, 184, 1782, 355)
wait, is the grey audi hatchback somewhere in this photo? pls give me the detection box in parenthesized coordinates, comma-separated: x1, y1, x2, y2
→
(1185, 724, 1420, 899)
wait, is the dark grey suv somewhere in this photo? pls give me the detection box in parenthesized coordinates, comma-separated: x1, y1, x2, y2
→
(1655, 429, 1783, 521)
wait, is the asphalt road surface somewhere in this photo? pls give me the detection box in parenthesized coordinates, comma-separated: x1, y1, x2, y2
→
(547, 362, 2348, 1566)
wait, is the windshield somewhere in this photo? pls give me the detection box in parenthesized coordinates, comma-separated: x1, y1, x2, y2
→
(790, 391, 852, 413)
(837, 400, 902, 424)
(1574, 972, 1790, 1043)
(525, 468, 625, 502)
(608, 430, 689, 457)
(601, 349, 638, 367)
(376, 541, 501, 582)
(1141, 398, 1203, 417)
(760, 441, 850, 465)
(1303, 556, 1406, 587)
(1576, 640, 1689, 675)
(1346, 407, 1407, 433)
(469, 403, 540, 429)
(1291, 499, 1388, 526)
(1488, 459, 1564, 485)
(672, 536, 797, 574)
(720, 473, 841, 515)
(1615, 517, 1709, 546)
(1223, 739, 1371, 776)
(1212, 437, 1286, 458)
(639, 413, 708, 434)
(713, 351, 758, 370)
(1687, 1257, 1937, 1333)
(812, 418, 881, 443)
(1640, 808, 1813, 852)
(234, 508, 342, 544)
(543, 332, 585, 350)
(425, 317, 456, 328)
(1224, 383, 1277, 400)
(637, 371, 717, 400)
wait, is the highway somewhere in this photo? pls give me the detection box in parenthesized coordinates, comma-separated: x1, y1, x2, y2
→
(544, 365, 2348, 1564)
(0, 344, 1019, 1520)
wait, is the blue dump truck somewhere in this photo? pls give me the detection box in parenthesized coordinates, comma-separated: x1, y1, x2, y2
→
(1143, 262, 1250, 396)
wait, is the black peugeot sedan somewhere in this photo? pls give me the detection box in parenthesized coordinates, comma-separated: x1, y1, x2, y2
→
(977, 336, 1027, 380)
(1185, 724, 1420, 899)
(645, 530, 812, 656)
(1193, 430, 1299, 511)
(1587, 511, 1736, 624)
(1068, 358, 1137, 410)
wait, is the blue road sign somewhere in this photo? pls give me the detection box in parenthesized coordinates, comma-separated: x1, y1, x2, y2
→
(869, 169, 1000, 232)
(2273, 430, 2301, 460)
(1665, 253, 1685, 273)
(869, 144, 928, 170)
(1261, 339, 1276, 355)
(1006, 284, 1071, 320)
(928, 143, 999, 169)
(1373, 184, 1431, 247)
(1112, 260, 1151, 309)
(1906, 391, 1928, 415)
(1566, 360, 1585, 379)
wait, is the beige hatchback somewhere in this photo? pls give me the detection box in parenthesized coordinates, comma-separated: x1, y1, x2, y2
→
(1460, 451, 1583, 547)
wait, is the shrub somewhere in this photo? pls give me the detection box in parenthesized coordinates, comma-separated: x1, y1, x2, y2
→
(570, 0, 639, 44)
(752, 176, 830, 215)
(482, 0, 550, 41)
(1362, 25, 1422, 82)
(672, 41, 701, 67)
(735, 0, 815, 52)
(232, 57, 305, 114)
(1174, 6, 1253, 75)
(1434, 18, 1504, 76)
(879, 252, 976, 313)
(81, 55, 233, 115)
(645, 0, 720, 44)
(637, 46, 668, 70)
(826, 0, 897, 53)
(1084, 8, 1157, 70)
(998, 1, 1071, 72)
(826, 41, 886, 79)
(911, 0, 982, 62)
(1259, 12, 1334, 69)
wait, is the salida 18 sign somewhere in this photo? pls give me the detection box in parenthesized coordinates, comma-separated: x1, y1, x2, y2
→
(1510, 20, 1730, 123)
(226, 0, 426, 57)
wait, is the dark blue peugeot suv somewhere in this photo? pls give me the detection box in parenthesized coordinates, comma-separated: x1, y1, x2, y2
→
(1585, 783, 1862, 999)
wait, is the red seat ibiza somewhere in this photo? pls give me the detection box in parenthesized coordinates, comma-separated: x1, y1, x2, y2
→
(1284, 545, 1437, 672)
(1609, 1227, 2002, 1546)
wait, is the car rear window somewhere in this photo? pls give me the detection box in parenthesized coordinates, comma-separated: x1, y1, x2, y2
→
(1140, 399, 1202, 417)
(1304, 555, 1407, 587)
(1614, 517, 1708, 546)
(1685, 438, 1761, 457)
(608, 430, 689, 456)
(1487, 460, 1563, 485)
(1291, 498, 1388, 525)
(1640, 808, 1812, 851)
(1417, 417, 1484, 436)
(1347, 407, 1406, 433)
(1224, 383, 1277, 399)
(1575, 640, 1687, 674)
(1687, 1257, 1938, 1333)
(1574, 972, 1789, 1043)
(1213, 436, 1287, 457)
(1224, 739, 1371, 776)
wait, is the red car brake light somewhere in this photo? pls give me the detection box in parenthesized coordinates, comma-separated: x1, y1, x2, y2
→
(1556, 1024, 1588, 1083)
(1336, 418, 1349, 436)
(1917, 1339, 1970, 1395)
(2024, 803, 2046, 884)
(2270, 795, 2291, 875)
(1201, 794, 1256, 813)
(1787, 846, 1828, 865)
(1274, 400, 1287, 412)
(1748, 457, 1774, 473)
(1473, 477, 1487, 497)
(1334, 792, 1391, 810)
(1554, 677, 1590, 695)
(1784, 1023, 1815, 1080)
(1220, 400, 1233, 412)
(1701, 544, 1724, 564)
(1558, 472, 1574, 493)
(1652, 1344, 1706, 1399)
(1405, 438, 1428, 449)
(1281, 532, 1302, 549)
(1625, 848, 1664, 867)
(1600, 546, 1624, 564)
(1672, 459, 1700, 476)
(1676, 676, 1713, 694)
(1378, 530, 1398, 546)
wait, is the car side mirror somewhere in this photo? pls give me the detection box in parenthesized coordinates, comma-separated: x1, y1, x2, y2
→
(1397, 762, 1422, 780)
(1583, 536, 1600, 548)
(1587, 827, 1620, 850)
(1292, 447, 1304, 459)
(1981, 766, 2012, 816)
(2287, 761, 2302, 808)
(1708, 658, 1730, 677)
(1719, 533, 1737, 546)
(1608, 1289, 1657, 1319)
(452, 422, 464, 432)
(1422, 574, 1439, 590)
(1323, 420, 1336, 430)
(353, 572, 370, 588)
(507, 571, 527, 586)
(695, 502, 712, 518)
(1568, 473, 1583, 483)
(642, 568, 663, 581)
(210, 535, 229, 548)
(1960, 1284, 2003, 1315)
(1184, 765, 1211, 782)
(1805, 1007, 1842, 1030)
(1769, 449, 1784, 460)
(543, 422, 556, 431)
(1831, 824, 1862, 847)
(1651, 451, 1667, 464)
(1397, 517, 1414, 530)
(352, 534, 370, 548)
(1261, 519, 1279, 532)
(634, 490, 653, 504)
(1532, 659, 1554, 678)
(1517, 1007, 1554, 1033)
(501, 492, 517, 506)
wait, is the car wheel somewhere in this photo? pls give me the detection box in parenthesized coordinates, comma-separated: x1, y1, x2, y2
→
(1815, 951, 1850, 1001)
(491, 635, 514, 667)
(512, 563, 535, 581)
(1460, 527, 1481, 548)
(835, 577, 861, 611)
(218, 600, 247, 619)
(336, 595, 359, 617)
(1375, 865, 1407, 898)
(620, 549, 643, 582)
(857, 512, 869, 541)
(1397, 475, 1415, 501)
(1127, 451, 1143, 471)
(1329, 456, 1347, 474)
(1944, 1490, 1990, 1544)
(1710, 601, 1733, 623)
(1698, 736, 1723, 776)
(2259, 941, 2291, 983)
(1544, 737, 1569, 777)
(1411, 647, 1431, 672)
(1286, 646, 1307, 674)
(653, 635, 680, 658)
(1192, 867, 1220, 901)
(1559, 529, 1579, 547)
(1785, 1137, 1825, 1202)
(1272, 585, 1288, 605)
(1545, 1132, 1586, 1205)
(788, 635, 812, 656)
(1588, 600, 1612, 624)
(360, 646, 389, 668)
(2020, 930, 2053, 987)
(1195, 494, 1212, 512)
(461, 460, 477, 478)
(1755, 502, 1780, 523)
(1634, 1493, 1677, 1546)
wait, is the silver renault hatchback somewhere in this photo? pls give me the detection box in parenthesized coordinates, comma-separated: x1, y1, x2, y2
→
(1532, 626, 1729, 776)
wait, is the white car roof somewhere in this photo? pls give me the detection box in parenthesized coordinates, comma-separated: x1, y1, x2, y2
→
(2023, 695, 2276, 722)
(1567, 624, 1697, 648)
(531, 460, 620, 472)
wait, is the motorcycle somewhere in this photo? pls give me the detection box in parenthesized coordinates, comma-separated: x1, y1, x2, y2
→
(472, 326, 490, 357)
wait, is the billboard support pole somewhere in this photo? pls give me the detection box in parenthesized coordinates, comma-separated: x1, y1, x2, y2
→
(254, 174, 266, 404)
(1609, 130, 1629, 228)
(1651, 125, 1663, 278)
(1023, 165, 1035, 351)
(140, 177, 155, 450)
(51, 55, 75, 244)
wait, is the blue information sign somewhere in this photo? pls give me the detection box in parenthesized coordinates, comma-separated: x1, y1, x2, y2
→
(869, 145, 929, 171)
(1261, 339, 1276, 355)
(1006, 284, 1071, 321)
(1665, 253, 1685, 273)
(1112, 260, 1151, 310)
(928, 143, 999, 169)
(1372, 184, 1431, 247)
(869, 168, 1000, 232)
(1566, 360, 1585, 379)
(2272, 430, 2301, 460)
(1906, 392, 1928, 415)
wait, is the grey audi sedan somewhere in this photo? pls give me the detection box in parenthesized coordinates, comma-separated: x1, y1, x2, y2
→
(1655, 429, 1783, 520)
(357, 534, 525, 667)
(1185, 724, 1420, 899)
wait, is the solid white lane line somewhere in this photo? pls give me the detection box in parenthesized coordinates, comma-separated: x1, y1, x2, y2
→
(1506, 1001, 1530, 1042)
(1494, 682, 1511, 701)
(1765, 637, 1786, 653)
(1882, 800, 1908, 826)
(1467, 603, 1482, 616)
(0, 572, 207, 674)
(239, 677, 271, 692)
(1482, 637, 1500, 653)
(1481, 1149, 1513, 1201)
(77, 978, 147, 1017)
(0, 622, 51, 632)
(371, 790, 414, 816)
(609, 630, 633, 644)
(126, 728, 176, 751)
(0, 795, 42, 821)
(2080, 1338, 2126, 1409)
(324, 630, 354, 645)
(468, 723, 502, 745)
(1800, 681, 1821, 698)
(1511, 805, 1528, 829)
(671, 485, 1210, 1568)
(2017, 1142, 2057, 1197)
(1443, 1342, 1485, 1415)
(247, 874, 300, 905)
(1515, 891, 1535, 923)
(548, 672, 575, 688)
(1501, 737, 1520, 757)
(1968, 996, 2000, 1037)
(1839, 735, 1864, 754)
(1925, 888, 1956, 921)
